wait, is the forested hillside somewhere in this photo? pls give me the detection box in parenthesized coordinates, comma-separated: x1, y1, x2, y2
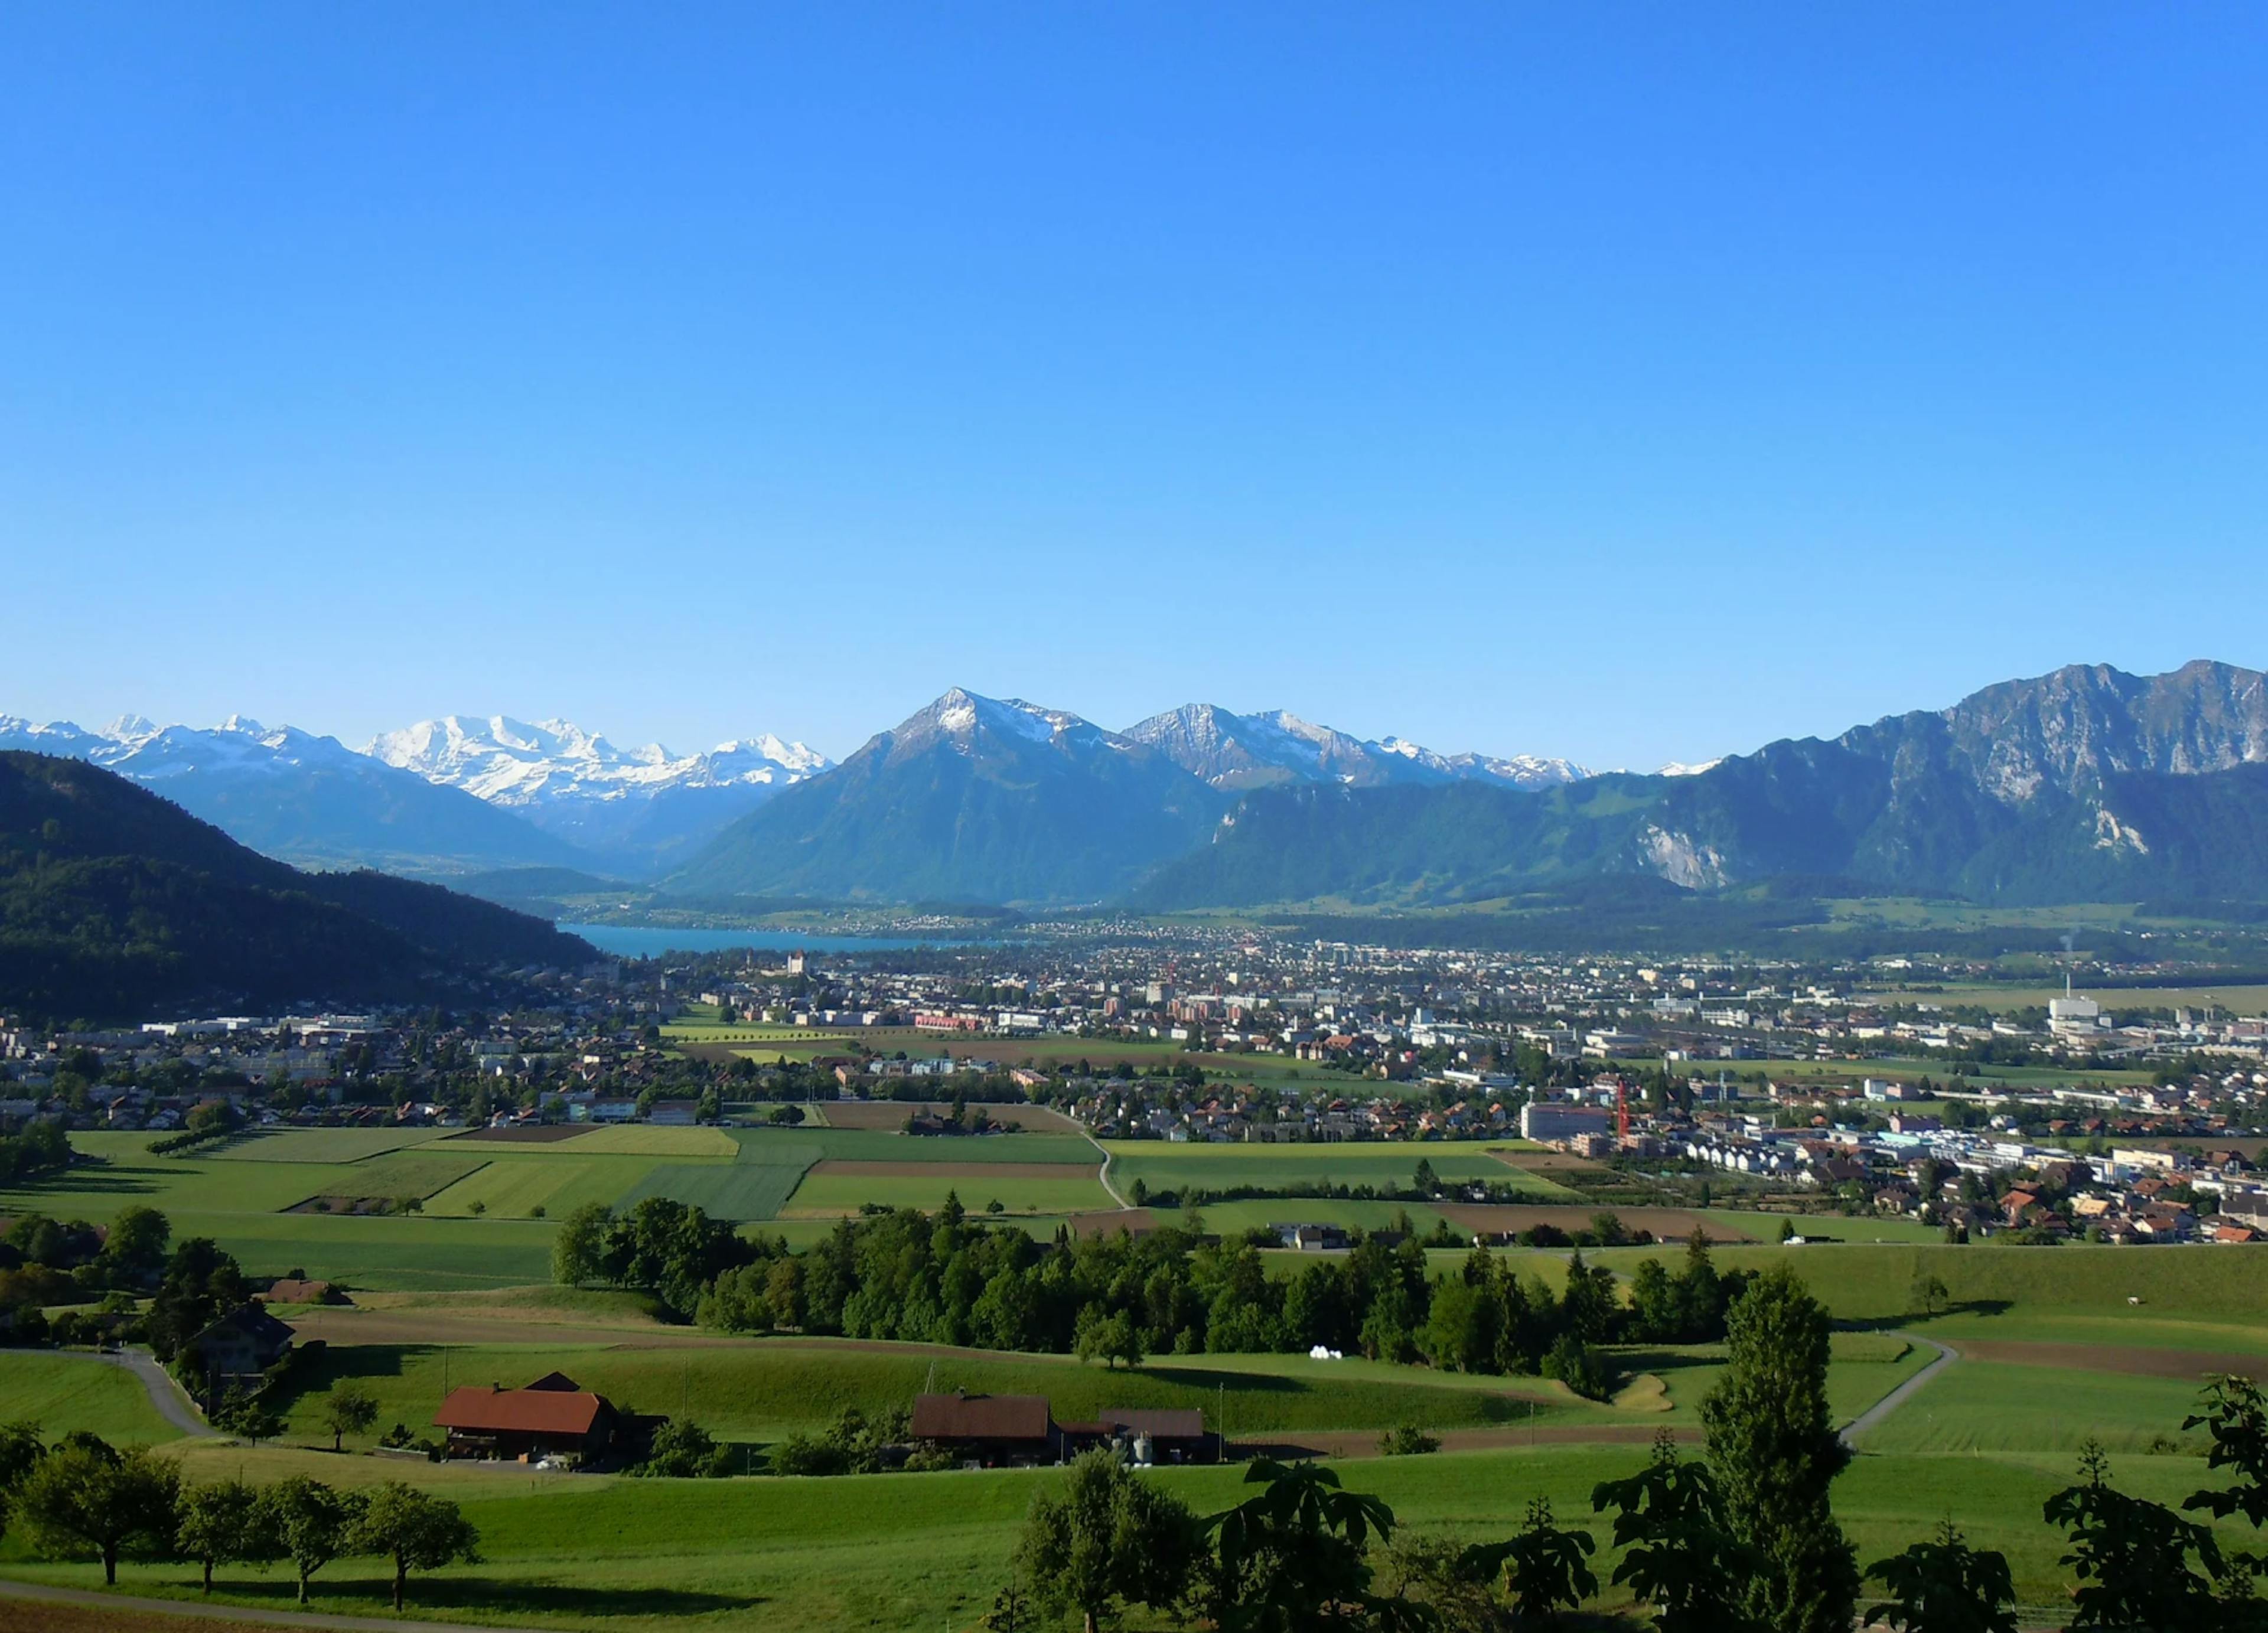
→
(0, 752, 593, 1021)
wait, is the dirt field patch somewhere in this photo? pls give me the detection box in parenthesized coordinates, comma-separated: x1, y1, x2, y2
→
(1438, 1204, 1761, 1242)
(809, 1159, 1099, 1182)
(1958, 1341, 2266, 1379)
(818, 1100, 1080, 1132)
(1069, 1208, 1155, 1236)
(0, 1591, 306, 1633)
(448, 1123, 592, 1143)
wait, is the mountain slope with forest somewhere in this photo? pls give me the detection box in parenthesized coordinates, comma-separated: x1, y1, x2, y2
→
(0, 752, 595, 1020)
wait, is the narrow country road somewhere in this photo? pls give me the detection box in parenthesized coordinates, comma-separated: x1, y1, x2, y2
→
(0, 1578, 541, 1632)
(1088, 1131, 1130, 1209)
(1840, 1334, 1957, 1446)
(76, 1345, 215, 1439)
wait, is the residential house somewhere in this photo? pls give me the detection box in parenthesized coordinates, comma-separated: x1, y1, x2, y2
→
(433, 1373, 628, 1463)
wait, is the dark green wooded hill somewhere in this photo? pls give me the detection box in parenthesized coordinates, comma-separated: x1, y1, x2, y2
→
(0, 751, 595, 1020)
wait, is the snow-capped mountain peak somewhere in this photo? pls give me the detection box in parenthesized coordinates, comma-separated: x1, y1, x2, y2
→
(1126, 703, 1592, 791)
(364, 714, 832, 805)
(909, 689, 1090, 754)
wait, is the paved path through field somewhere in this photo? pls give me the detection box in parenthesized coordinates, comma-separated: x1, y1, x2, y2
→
(0, 1578, 540, 1632)
(57, 1347, 214, 1439)
(1840, 1334, 1957, 1447)
(1087, 1132, 1130, 1210)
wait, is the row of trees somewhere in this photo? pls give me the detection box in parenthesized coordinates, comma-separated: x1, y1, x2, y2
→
(0, 1429, 477, 1608)
(673, 1204, 1742, 1393)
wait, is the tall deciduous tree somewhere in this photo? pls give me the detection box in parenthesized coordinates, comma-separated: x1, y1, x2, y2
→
(1206, 1458, 1419, 1632)
(0, 1421, 45, 1545)
(2045, 1438, 2221, 1630)
(1016, 1449, 1200, 1633)
(14, 1435, 180, 1585)
(1862, 1521, 2018, 1633)
(322, 1382, 380, 1452)
(1477, 1495, 1596, 1627)
(175, 1478, 279, 1594)
(348, 1481, 481, 1610)
(1698, 1266, 1859, 1633)
(1592, 1431, 1755, 1633)
(2186, 1374, 2268, 1546)
(550, 1201, 612, 1288)
(263, 1475, 366, 1604)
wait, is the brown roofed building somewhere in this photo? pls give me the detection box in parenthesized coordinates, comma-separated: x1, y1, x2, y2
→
(434, 1375, 623, 1463)
(1060, 1408, 1212, 1463)
(185, 1304, 296, 1395)
(910, 1393, 1058, 1466)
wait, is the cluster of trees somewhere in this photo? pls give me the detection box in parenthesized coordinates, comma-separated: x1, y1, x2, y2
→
(0, 1427, 477, 1608)
(677, 1203, 1739, 1397)
(0, 1205, 186, 1344)
(0, 1116, 70, 1184)
(549, 1196, 758, 1319)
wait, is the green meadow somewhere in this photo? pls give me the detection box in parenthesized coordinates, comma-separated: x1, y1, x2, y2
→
(781, 1169, 1114, 1218)
(1104, 1137, 1576, 1199)
(5, 1236, 2268, 1629)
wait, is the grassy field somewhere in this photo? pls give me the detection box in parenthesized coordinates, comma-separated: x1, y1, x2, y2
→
(1690, 1056, 2161, 1089)
(0, 1352, 183, 1446)
(5, 1238, 2268, 1631)
(1, 1438, 2251, 1629)
(555, 1126, 742, 1157)
(617, 1162, 813, 1221)
(258, 1336, 1624, 1449)
(1859, 980, 2268, 1015)
(0, 1125, 1113, 1275)
(781, 1168, 1113, 1218)
(1104, 1139, 1578, 1200)
(212, 1126, 457, 1163)
(667, 1019, 1355, 1084)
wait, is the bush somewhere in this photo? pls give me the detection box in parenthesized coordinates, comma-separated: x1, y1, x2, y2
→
(1379, 1424, 1442, 1456)
(1542, 1333, 1617, 1403)
(638, 1418, 732, 1478)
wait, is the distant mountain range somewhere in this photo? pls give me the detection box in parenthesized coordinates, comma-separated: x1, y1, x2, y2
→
(0, 701, 1583, 884)
(1133, 660, 2268, 910)
(0, 751, 593, 1020)
(0, 716, 592, 876)
(1123, 703, 1589, 791)
(12, 662, 2265, 913)
(363, 716, 832, 875)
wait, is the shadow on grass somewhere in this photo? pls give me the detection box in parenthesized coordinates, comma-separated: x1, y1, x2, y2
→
(14, 1166, 173, 1197)
(1126, 1365, 1301, 1395)
(1838, 1298, 2012, 1334)
(195, 1573, 764, 1618)
(262, 1342, 443, 1419)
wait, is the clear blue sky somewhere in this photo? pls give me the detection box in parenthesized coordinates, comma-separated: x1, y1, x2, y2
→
(4, 4, 2264, 770)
